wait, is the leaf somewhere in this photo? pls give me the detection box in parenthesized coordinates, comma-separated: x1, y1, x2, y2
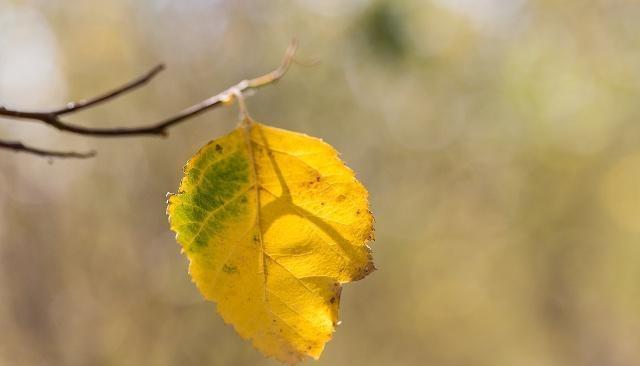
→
(167, 119, 375, 364)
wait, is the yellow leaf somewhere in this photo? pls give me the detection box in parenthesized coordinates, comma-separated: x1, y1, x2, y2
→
(167, 119, 375, 364)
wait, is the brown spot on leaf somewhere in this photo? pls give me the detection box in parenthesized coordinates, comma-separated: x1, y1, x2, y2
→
(223, 264, 237, 273)
(215, 144, 223, 153)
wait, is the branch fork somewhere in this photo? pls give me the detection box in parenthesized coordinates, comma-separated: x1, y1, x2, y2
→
(0, 40, 298, 159)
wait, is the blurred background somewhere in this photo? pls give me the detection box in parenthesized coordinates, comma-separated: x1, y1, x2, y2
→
(1, 0, 640, 365)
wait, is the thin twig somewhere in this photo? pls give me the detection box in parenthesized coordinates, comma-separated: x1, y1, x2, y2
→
(0, 41, 298, 158)
(0, 140, 95, 159)
(53, 64, 165, 115)
(0, 64, 165, 121)
(0, 41, 298, 138)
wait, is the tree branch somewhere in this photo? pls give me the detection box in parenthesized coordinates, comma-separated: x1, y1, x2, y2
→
(0, 140, 95, 159)
(0, 41, 298, 158)
(52, 64, 165, 115)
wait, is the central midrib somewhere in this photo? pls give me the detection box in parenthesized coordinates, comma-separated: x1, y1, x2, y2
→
(242, 122, 268, 304)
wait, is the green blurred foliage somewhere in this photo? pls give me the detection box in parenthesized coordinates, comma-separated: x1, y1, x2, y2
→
(1, 0, 640, 365)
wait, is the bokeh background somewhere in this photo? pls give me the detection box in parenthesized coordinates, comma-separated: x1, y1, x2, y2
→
(2, 0, 640, 365)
